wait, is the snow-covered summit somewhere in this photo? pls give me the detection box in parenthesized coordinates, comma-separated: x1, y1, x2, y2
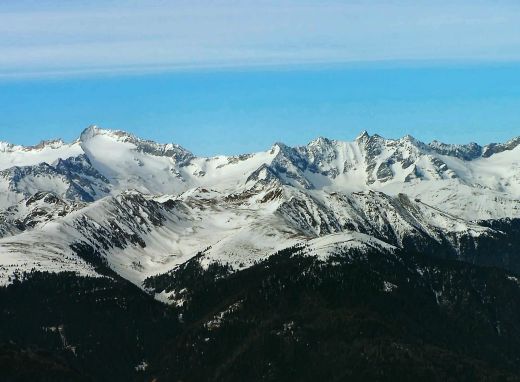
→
(80, 125, 193, 160)
(0, 126, 519, 295)
(0, 126, 519, 220)
(79, 124, 149, 143)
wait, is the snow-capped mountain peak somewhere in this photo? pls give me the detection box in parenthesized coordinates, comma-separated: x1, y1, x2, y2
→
(355, 130, 370, 141)
(1, 126, 520, 289)
(1, 126, 519, 218)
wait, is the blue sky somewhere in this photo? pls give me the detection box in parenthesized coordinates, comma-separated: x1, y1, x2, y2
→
(1, 1, 520, 155)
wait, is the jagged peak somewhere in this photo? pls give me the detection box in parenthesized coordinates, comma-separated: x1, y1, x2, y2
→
(427, 140, 483, 160)
(400, 134, 420, 144)
(308, 136, 333, 146)
(503, 136, 520, 146)
(429, 139, 479, 148)
(355, 132, 385, 148)
(271, 141, 289, 149)
(270, 141, 292, 155)
(355, 130, 370, 141)
(246, 163, 280, 184)
(482, 136, 520, 157)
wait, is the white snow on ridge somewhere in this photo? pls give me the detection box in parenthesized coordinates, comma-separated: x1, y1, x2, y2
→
(0, 126, 519, 288)
(0, 140, 83, 171)
(0, 126, 519, 221)
(0, 188, 303, 286)
(0, 227, 100, 285)
(298, 232, 396, 260)
(466, 145, 520, 196)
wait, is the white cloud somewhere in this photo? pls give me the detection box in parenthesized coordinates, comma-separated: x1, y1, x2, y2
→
(1, 1, 520, 78)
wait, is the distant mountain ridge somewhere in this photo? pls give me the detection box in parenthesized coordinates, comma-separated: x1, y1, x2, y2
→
(0, 125, 519, 293)
(2, 125, 519, 161)
(2, 126, 520, 380)
(1, 126, 519, 213)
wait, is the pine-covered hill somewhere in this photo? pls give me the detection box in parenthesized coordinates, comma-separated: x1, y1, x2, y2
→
(0, 272, 180, 382)
(145, 247, 520, 382)
(2, 246, 520, 381)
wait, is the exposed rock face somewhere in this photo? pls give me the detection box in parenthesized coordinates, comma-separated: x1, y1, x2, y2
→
(0, 154, 110, 206)
(428, 140, 483, 160)
(482, 136, 520, 157)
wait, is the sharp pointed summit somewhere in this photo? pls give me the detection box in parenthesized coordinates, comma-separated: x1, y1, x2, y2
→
(356, 130, 370, 141)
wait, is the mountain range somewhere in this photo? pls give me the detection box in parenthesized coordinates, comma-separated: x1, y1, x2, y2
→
(1, 126, 520, 381)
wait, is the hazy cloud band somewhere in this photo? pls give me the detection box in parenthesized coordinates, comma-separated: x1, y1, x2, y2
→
(1, 1, 520, 78)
